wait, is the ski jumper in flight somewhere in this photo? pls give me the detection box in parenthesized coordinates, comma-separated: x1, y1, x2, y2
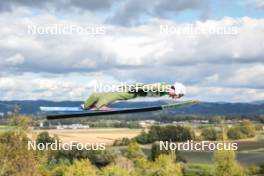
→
(81, 82, 186, 110)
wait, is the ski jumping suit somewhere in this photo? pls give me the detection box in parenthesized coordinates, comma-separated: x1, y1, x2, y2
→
(84, 83, 171, 109)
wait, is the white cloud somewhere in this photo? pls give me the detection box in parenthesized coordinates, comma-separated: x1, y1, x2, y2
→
(5, 53, 24, 65)
(243, 0, 264, 9)
(256, 0, 264, 8)
(0, 78, 16, 91)
(0, 72, 124, 100)
(186, 85, 264, 102)
(1, 13, 264, 72)
(0, 10, 263, 102)
(225, 64, 264, 89)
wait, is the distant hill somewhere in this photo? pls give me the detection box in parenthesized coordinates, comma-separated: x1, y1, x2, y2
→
(0, 100, 264, 115)
(252, 100, 264, 105)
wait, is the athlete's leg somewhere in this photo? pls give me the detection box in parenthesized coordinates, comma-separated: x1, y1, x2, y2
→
(94, 92, 136, 109)
(83, 93, 99, 109)
(93, 93, 117, 109)
(85, 92, 136, 110)
(94, 99, 112, 109)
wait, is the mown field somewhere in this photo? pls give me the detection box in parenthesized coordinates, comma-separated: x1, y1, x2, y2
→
(0, 125, 11, 132)
(31, 128, 141, 145)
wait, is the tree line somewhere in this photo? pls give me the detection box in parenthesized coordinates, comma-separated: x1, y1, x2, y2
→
(0, 115, 264, 176)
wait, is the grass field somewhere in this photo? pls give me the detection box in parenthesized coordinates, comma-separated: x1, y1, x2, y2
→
(0, 125, 10, 132)
(178, 151, 264, 165)
(31, 128, 141, 145)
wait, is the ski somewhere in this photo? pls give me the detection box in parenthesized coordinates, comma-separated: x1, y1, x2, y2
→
(41, 100, 199, 120)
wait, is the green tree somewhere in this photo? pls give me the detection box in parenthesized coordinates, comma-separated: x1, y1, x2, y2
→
(137, 125, 195, 144)
(0, 130, 40, 176)
(227, 120, 256, 140)
(259, 115, 264, 123)
(36, 131, 56, 145)
(8, 115, 32, 131)
(213, 149, 245, 176)
(147, 126, 161, 142)
(259, 163, 264, 174)
(135, 154, 182, 176)
(227, 128, 243, 140)
(201, 127, 218, 141)
(239, 120, 256, 138)
(135, 130, 150, 144)
(39, 159, 69, 176)
(154, 155, 182, 176)
(151, 142, 171, 161)
(65, 159, 97, 176)
(124, 141, 145, 160)
(51, 148, 113, 167)
(101, 165, 131, 176)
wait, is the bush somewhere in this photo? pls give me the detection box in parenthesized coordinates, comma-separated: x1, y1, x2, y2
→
(136, 125, 195, 144)
(183, 164, 213, 176)
(227, 128, 244, 140)
(112, 155, 134, 172)
(113, 137, 131, 146)
(201, 127, 218, 141)
(8, 115, 32, 130)
(213, 149, 245, 176)
(36, 131, 56, 144)
(51, 147, 114, 167)
(239, 120, 256, 137)
(65, 159, 97, 176)
(101, 165, 130, 176)
(134, 154, 182, 176)
(124, 141, 145, 160)
(135, 130, 150, 144)
(151, 142, 171, 161)
(227, 121, 256, 140)
(260, 163, 264, 174)
(246, 165, 260, 175)
(0, 131, 40, 175)
(39, 159, 69, 176)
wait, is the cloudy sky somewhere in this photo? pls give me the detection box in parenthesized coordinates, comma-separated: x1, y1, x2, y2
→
(0, 0, 264, 102)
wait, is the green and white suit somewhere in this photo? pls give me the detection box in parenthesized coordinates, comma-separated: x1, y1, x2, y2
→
(84, 83, 171, 109)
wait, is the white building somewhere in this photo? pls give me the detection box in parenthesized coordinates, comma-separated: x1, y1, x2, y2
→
(56, 124, 90, 130)
(139, 120, 157, 127)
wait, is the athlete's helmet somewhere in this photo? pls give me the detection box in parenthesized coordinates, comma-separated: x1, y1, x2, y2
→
(173, 82, 186, 95)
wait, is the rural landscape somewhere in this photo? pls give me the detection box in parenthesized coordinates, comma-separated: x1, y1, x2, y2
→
(0, 101, 264, 176)
(1, 0, 264, 175)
